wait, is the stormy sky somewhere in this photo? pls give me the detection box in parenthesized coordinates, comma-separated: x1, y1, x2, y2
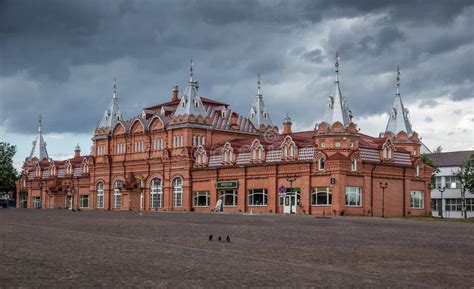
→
(1, 0, 473, 167)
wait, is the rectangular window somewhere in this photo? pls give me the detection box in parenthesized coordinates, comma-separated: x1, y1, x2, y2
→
(248, 189, 268, 206)
(33, 197, 42, 209)
(80, 195, 89, 208)
(445, 176, 460, 189)
(410, 191, 424, 209)
(219, 190, 238, 206)
(153, 138, 163, 150)
(193, 191, 210, 207)
(311, 187, 332, 206)
(97, 195, 104, 208)
(345, 187, 361, 207)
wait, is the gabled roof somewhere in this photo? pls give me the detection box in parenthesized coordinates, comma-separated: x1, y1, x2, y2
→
(427, 151, 473, 167)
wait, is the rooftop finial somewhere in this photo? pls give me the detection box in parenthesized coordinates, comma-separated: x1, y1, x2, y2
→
(257, 74, 261, 96)
(396, 66, 401, 96)
(190, 59, 194, 82)
(113, 77, 117, 99)
(38, 113, 42, 133)
(335, 51, 340, 82)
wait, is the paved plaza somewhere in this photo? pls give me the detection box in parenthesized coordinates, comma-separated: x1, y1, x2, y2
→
(1, 209, 473, 288)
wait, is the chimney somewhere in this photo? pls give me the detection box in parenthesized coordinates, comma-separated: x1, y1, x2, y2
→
(283, 114, 292, 134)
(74, 144, 81, 158)
(172, 85, 179, 102)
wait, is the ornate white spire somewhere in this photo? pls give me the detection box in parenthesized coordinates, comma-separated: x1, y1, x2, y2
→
(322, 52, 352, 126)
(385, 67, 413, 135)
(248, 74, 274, 128)
(173, 60, 207, 117)
(98, 77, 122, 129)
(29, 114, 49, 160)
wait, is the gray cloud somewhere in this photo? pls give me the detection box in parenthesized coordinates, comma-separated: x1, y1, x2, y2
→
(0, 0, 473, 135)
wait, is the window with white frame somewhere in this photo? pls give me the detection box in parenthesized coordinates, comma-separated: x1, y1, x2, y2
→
(150, 178, 163, 208)
(415, 165, 420, 176)
(410, 191, 424, 209)
(173, 136, 183, 147)
(96, 182, 104, 208)
(114, 181, 122, 208)
(134, 140, 144, 152)
(318, 158, 325, 171)
(116, 143, 126, 154)
(80, 195, 89, 208)
(345, 187, 361, 206)
(193, 191, 209, 207)
(192, 135, 205, 147)
(173, 177, 183, 207)
(33, 197, 42, 209)
(248, 189, 268, 206)
(311, 187, 332, 206)
(351, 158, 357, 171)
(218, 190, 238, 206)
(445, 176, 461, 189)
(153, 138, 163, 150)
(97, 144, 105, 156)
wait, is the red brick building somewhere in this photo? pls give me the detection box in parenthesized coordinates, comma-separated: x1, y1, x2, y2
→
(17, 59, 433, 217)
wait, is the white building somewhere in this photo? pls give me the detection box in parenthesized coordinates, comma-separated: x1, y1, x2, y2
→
(429, 151, 473, 218)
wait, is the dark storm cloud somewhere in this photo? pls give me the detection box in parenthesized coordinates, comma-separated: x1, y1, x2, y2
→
(0, 0, 473, 134)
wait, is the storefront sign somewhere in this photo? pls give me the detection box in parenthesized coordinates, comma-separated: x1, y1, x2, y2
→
(216, 181, 238, 189)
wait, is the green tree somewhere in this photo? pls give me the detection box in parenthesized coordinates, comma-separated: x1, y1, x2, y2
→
(421, 153, 439, 173)
(0, 142, 18, 193)
(456, 152, 474, 219)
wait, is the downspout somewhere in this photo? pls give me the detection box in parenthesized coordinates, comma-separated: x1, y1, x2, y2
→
(370, 165, 375, 217)
(403, 168, 406, 217)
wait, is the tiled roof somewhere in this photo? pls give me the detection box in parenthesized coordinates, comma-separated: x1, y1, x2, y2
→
(427, 151, 473, 167)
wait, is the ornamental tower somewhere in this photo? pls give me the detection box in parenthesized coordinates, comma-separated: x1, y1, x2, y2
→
(28, 114, 49, 160)
(248, 74, 274, 129)
(98, 77, 122, 129)
(173, 60, 207, 117)
(385, 67, 413, 135)
(322, 52, 353, 126)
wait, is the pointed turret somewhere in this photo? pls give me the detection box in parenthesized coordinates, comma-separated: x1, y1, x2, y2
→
(98, 77, 122, 129)
(385, 67, 413, 135)
(29, 114, 49, 160)
(173, 60, 207, 117)
(248, 74, 274, 128)
(322, 52, 353, 126)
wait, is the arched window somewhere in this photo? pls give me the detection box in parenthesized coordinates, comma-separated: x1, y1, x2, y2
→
(311, 187, 332, 206)
(415, 165, 420, 177)
(351, 158, 357, 171)
(173, 177, 183, 207)
(114, 180, 122, 209)
(150, 178, 163, 208)
(96, 182, 104, 209)
(318, 158, 325, 171)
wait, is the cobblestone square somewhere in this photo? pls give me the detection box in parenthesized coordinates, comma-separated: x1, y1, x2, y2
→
(1, 209, 473, 288)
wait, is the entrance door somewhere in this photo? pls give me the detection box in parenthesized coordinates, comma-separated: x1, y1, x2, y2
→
(283, 193, 296, 214)
(65, 195, 72, 209)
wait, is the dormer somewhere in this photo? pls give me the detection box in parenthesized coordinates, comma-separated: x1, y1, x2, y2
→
(65, 160, 73, 176)
(194, 145, 208, 167)
(221, 142, 235, 165)
(281, 136, 297, 161)
(49, 162, 57, 177)
(81, 158, 90, 175)
(381, 139, 394, 162)
(250, 139, 265, 163)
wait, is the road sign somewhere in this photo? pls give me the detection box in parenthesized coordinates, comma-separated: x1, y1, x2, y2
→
(278, 186, 286, 195)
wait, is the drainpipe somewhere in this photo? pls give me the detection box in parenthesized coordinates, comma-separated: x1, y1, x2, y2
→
(370, 165, 375, 216)
(403, 168, 406, 217)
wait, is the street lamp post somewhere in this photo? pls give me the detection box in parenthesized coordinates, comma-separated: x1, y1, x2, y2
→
(379, 182, 388, 218)
(286, 175, 298, 214)
(437, 186, 446, 218)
